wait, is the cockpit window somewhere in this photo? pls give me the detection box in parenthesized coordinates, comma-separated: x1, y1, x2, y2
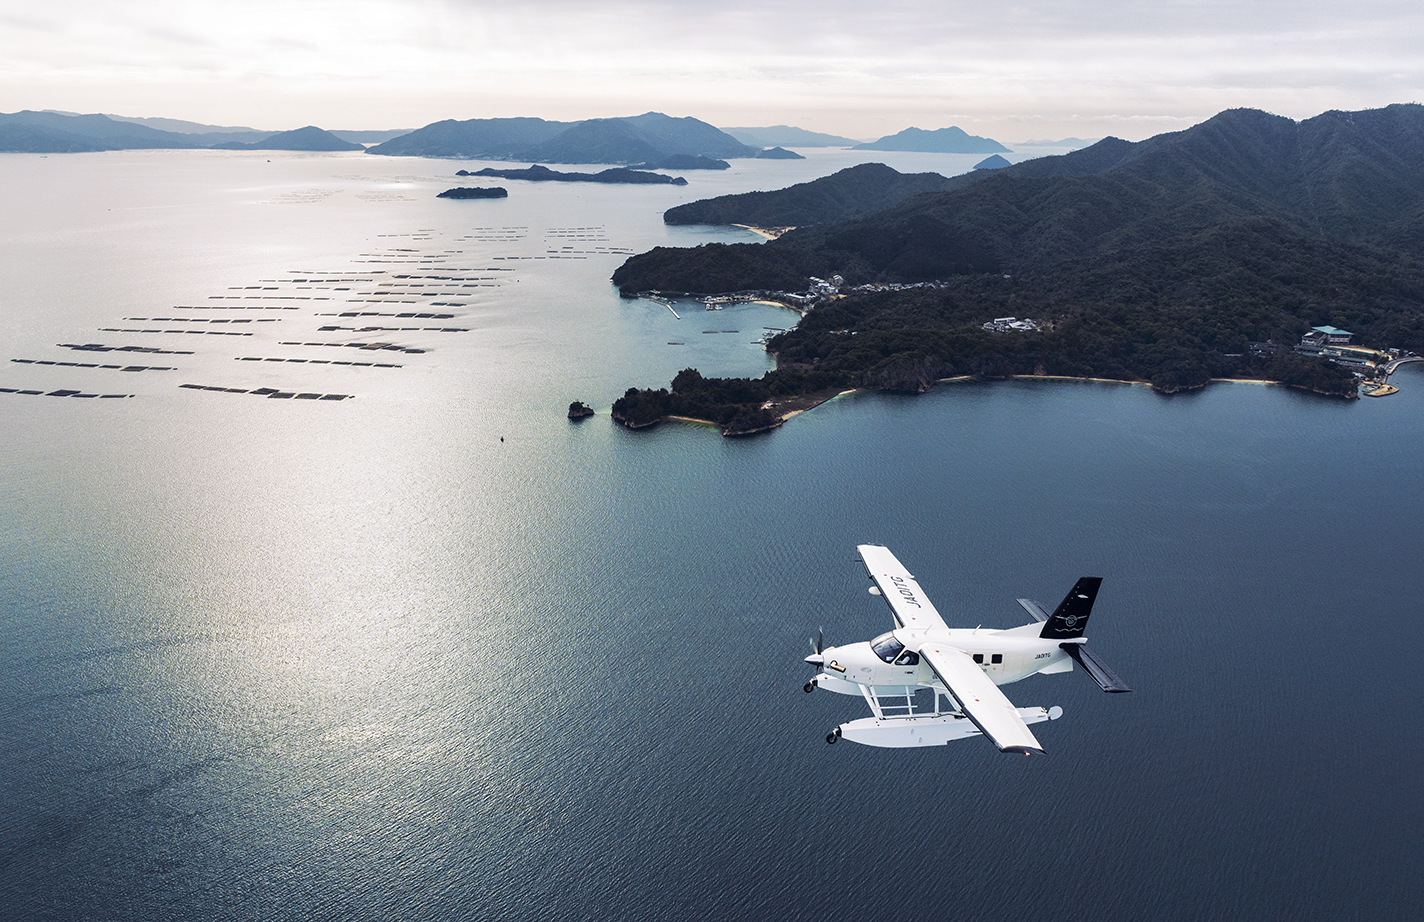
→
(894, 650, 919, 666)
(871, 632, 904, 663)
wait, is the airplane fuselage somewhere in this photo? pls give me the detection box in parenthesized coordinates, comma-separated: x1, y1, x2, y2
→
(813, 624, 1075, 697)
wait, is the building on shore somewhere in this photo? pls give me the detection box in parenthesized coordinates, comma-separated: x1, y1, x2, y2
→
(983, 316, 1038, 333)
(1295, 325, 1391, 369)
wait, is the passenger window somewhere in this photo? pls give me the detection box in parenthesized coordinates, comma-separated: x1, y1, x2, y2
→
(991, 654, 1003, 664)
(972, 654, 984, 664)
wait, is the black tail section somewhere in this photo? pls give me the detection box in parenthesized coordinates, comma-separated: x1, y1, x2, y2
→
(1039, 577, 1102, 640)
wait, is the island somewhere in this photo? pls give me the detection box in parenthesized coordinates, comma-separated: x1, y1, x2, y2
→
(567, 401, 595, 419)
(367, 112, 757, 164)
(209, 125, 363, 151)
(437, 186, 508, 199)
(754, 147, 806, 160)
(458, 165, 687, 186)
(633, 154, 729, 170)
(608, 104, 1424, 434)
(852, 126, 1009, 153)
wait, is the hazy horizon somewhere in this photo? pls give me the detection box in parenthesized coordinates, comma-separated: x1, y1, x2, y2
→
(3, 1, 1422, 142)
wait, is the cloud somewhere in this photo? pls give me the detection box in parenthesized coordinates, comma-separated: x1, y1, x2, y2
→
(2, 0, 1422, 138)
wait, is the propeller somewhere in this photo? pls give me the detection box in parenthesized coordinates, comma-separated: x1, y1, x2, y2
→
(804, 628, 825, 692)
(805, 627, 824, 662)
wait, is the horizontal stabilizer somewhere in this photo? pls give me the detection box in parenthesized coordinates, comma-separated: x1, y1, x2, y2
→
(1061, 643, 1132, 693)
(1017, 598, 1050, 622)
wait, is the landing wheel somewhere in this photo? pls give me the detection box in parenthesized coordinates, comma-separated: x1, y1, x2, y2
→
(803, 681, 816, 693)
(826, 727, 841, 745)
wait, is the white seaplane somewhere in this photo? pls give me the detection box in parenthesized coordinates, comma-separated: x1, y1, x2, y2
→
(804, 545, 1130, 755)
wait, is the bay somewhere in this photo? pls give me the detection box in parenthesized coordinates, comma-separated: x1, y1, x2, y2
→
(1, 148, 1420, 922)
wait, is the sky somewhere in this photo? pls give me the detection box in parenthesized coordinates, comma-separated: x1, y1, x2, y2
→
(3, 0, 1423, 142)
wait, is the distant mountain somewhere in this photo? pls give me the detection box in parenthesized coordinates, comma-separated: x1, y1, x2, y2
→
(211, 126, 363, 152)
(367, 112, 756, 164)
(1, 110, 202, 151)
(1014, 137, 1102, 148)
(98, 114, 263, 134)
(91, 115, 414, 146)
(190, 131, 279, 145)
(329, 129, 414, 144)
(853, 126, 1009, 154)
(721, 125, 861, 148)
(366, 117, 573, 158)
(663, 162, 959, 227)
(1, 111, 376, 152)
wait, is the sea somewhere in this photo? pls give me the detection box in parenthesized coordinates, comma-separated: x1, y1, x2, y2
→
(2, 146, 1421, 922)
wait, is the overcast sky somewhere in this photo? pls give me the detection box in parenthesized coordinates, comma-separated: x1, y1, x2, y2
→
(3, 0, 1422, 141)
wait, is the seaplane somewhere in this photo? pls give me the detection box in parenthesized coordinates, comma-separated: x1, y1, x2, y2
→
(804, 545, 1131, 755)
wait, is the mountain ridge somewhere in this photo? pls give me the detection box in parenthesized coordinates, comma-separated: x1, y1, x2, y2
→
(853, 125, 1010, 153)
(662, 162, 963, 227)
(721, 125, 861, 147)
(0, 110, 373, 153)
(608, 103, 1424, 426)
(367, 112, 758, 163)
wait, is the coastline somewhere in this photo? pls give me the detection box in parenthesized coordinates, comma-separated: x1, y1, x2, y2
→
(655, 387, 858, 431)
(732, 223, 795, 240)
(625, 368, 1373, 437)
(1006, 373, 1151, 387)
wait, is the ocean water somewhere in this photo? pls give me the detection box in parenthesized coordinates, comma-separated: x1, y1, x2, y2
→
(2, 148, 1421, 922)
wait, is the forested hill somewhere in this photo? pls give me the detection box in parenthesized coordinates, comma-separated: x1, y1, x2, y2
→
(662, 162, 966, 227)
(616, 105, 1424, 317)
(609, 105, 1424, 428)
(811, 105, 1424, 269)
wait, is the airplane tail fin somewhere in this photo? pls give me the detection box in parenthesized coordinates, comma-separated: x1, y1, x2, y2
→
(1039, 577, 1102, 640)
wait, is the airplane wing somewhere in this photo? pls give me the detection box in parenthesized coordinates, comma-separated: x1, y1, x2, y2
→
(918, 643, 1046, 755)
(857, 544, 950, 631)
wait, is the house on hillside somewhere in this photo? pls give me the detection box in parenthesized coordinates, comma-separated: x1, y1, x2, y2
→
(1297, 325, 1353, 354)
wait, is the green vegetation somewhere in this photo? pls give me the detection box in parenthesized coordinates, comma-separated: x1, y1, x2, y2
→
(612, 105, 1424, 431)
(661, 162, 963, 229)
(613, 243, 809, 294)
